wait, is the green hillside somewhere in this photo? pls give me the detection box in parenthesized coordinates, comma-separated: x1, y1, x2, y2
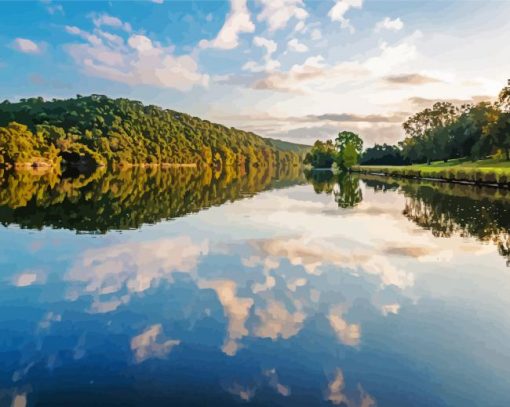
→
(0, 95, 309, 170)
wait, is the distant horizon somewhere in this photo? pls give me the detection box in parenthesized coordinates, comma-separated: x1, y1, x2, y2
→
(1, 0, 508, 146)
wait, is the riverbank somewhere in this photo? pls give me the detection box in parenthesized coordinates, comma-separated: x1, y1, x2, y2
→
(352, 159, 510, 188)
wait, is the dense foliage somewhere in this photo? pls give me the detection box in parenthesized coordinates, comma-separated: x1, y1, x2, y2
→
(303, 140, 336, 168)
(373, 84, 510, 165)
(360, 144, 408, 165)
(0, 95, 308, 170)
(304, 131, 363, 170)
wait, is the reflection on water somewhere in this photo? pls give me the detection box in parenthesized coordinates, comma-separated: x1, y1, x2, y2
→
(305, 170, 363, 208)
(1, 169, 510, 406)
(361, 174, 510, 266)
(0, 165, 304, 233)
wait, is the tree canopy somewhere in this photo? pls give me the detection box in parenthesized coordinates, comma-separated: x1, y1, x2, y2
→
(304, 131, 363, 171)
(0, 95, 309, 171)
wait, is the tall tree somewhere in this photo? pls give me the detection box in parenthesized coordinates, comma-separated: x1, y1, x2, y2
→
(335, 131, 363, 170)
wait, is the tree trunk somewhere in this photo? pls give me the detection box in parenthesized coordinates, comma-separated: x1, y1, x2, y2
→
(506, 148, 509, 161)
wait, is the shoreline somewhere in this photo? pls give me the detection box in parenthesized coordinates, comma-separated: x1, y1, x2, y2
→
(352, 165, 510, 189)
(1, 162, 198, 172)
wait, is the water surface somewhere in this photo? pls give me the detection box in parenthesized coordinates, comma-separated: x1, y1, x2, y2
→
(1, 169, 509, 406)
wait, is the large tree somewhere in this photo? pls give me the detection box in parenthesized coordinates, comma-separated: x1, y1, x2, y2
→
(402, 102, 458, 164)
(335, 131, 363, 170)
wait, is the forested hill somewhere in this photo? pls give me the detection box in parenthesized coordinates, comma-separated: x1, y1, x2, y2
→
(0, 95, 309, 169)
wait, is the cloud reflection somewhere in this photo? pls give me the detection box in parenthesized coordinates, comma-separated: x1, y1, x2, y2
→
(198, 280, 253, 356)
(327, 369, 376, 407)
(67, 236, 208, 312)
(131, 324, 180, 363)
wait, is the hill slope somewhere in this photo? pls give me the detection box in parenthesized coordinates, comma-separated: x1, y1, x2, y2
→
(0, 95, 309, 169)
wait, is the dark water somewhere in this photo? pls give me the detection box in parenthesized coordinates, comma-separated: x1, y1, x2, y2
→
(1, 168, 509, 407)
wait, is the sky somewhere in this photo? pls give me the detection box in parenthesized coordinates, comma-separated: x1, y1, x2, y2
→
(0, 0, 509, 146)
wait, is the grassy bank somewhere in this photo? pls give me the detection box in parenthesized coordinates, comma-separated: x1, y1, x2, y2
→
(353, 158, 510, 187)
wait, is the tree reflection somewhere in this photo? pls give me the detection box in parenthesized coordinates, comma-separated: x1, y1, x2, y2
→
(362, 174, 510, 265)
(0, 165, 305, 233)
(305, 170, 363, 208)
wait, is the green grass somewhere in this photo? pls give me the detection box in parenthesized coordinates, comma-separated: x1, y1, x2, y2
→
(353, 158, 510, 186)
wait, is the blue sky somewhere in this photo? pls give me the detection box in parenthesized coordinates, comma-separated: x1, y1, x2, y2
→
(1, 0, 509, 145)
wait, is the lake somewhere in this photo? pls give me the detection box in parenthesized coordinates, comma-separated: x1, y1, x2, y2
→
(1, 167, 509, 406)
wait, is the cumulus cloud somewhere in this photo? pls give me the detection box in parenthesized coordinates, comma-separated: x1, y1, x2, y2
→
(13, 272, 39, 287)
(310, 28, 322, 41)
(12, 38, 42, 54)
(256, 0, 308, 32)
(294, 20, 306, 33)
(92, 13, 132, 32)
(242, 36, 280, 73)
(199, 0, 255, 50)
(375, 17, 404, 32)
(328, 0, 363, 33)
(66, 27, 209, 91)
(252, 33, 420, 94)
(287, 38, 309, 53)
(383, 73, 442, 85)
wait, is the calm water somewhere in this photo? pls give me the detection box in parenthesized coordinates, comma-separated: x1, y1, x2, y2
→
(1, 168, 510, 406)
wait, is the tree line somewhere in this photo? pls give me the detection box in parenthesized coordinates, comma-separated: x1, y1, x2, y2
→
(305, 83, 510, 168)
(362, 83, 510, 165)
(304, 131, 364, 170)
(0, 95, 308, 171)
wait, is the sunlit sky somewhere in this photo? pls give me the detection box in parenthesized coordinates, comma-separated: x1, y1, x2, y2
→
(1, 0, 509, 145)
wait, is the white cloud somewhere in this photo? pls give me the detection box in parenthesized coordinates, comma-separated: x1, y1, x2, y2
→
(294, 20, 306, 33)
(199, 0, 255, 50)
(253, 32, 420, 93)
(287, 38, 308, 53)
(46, 3, 64, 15)
(12, 38, 42, 54)
(151, 0, 164, 3)
(67, 29, 210, 91)
(375, 17, 404, 32)
(242, 36, 280, 73)
(13, 272, 38, 287)
(92, 13, 132, 32)
(328, 0, 363, 33)
(65, 25, 102, 46)
(256, 0, 308, 32)
(310, 28, 322, 41)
